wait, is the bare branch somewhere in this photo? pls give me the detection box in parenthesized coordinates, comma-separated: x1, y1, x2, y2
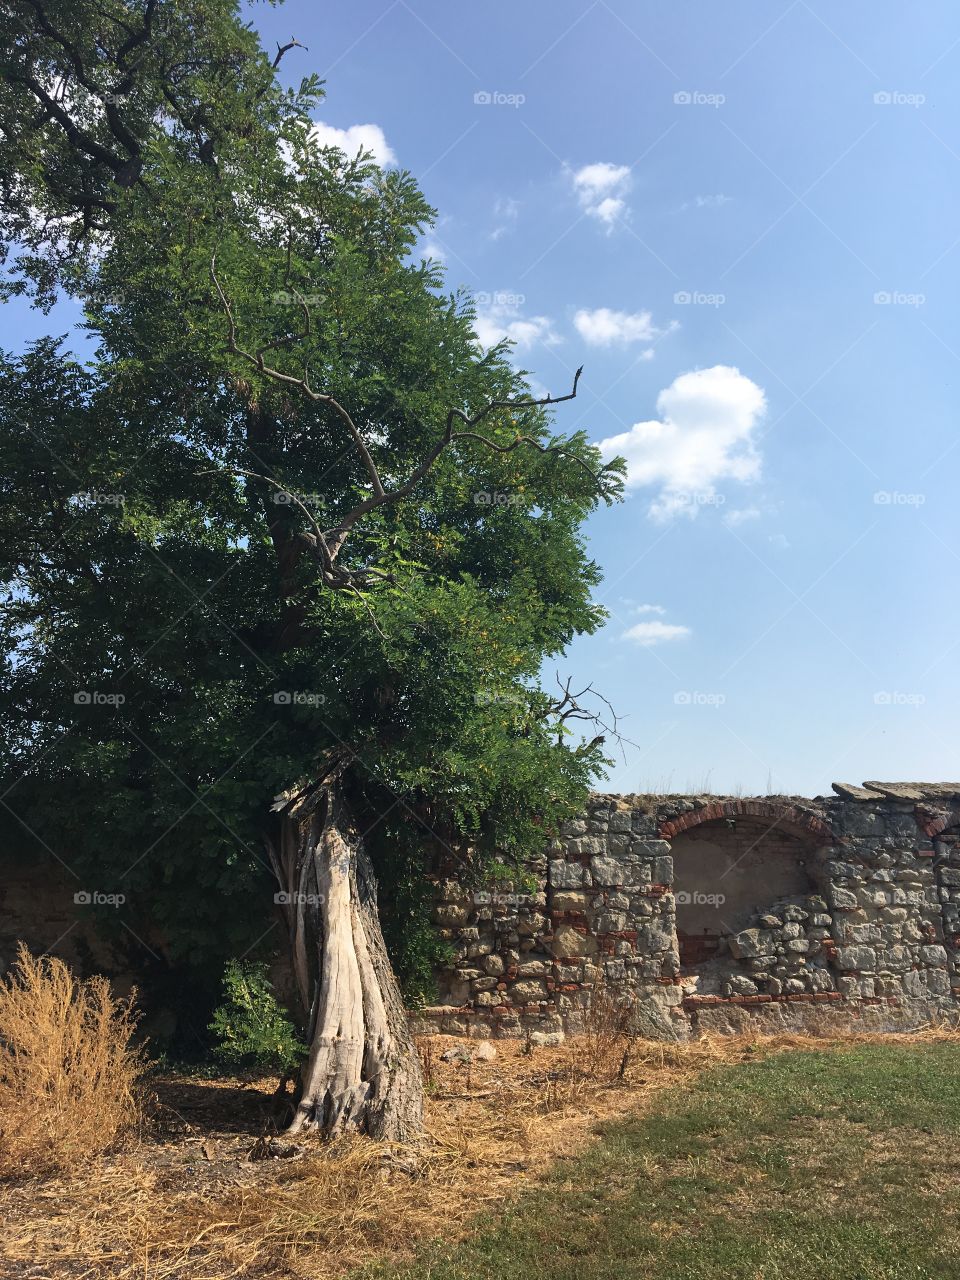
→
(273, 37, 306, 69)
(545, 673, 637, 763)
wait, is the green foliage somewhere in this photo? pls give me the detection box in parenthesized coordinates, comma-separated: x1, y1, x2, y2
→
(208, 960, 305, 1073)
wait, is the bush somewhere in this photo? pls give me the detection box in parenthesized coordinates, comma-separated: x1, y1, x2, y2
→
(208, 960, 305, 1073)
(0, 944, 144, 1179)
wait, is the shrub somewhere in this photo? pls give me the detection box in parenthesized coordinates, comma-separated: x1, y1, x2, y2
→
(208, 960, 306, 1073)
(0, 944, 144, 1178)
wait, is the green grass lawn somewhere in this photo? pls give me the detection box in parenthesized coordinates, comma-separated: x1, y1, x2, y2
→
(366, 1040, 960, 1280)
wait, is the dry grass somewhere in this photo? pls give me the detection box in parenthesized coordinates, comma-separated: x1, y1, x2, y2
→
(0, 943, 145, 1180)
(3, 1019, 960, 1279)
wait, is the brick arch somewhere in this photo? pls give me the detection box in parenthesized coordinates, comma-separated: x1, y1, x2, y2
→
(919, 810, 960, 840)
(659, 799, 835, 845)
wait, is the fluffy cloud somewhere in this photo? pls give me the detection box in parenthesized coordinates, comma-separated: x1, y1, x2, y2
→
(623, 620, 691, 646)
(598, 365, 766, 521)
(308, 122, 396, 168)
(474, 302, 559, 351)
(570, 162, 631, 227)
(573, 307, 678, 349)
(631, 603, 667, 616)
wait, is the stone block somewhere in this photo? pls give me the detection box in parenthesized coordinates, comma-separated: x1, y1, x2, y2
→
(834, 944, 877, 972)
(552, 924, 597, 958)
(590, 856, 627, 886)
(549, 859, 585, 889)
(509, 979, 548, 1001)
(830, 887, 859, 910)
(729, 928, 777, 959)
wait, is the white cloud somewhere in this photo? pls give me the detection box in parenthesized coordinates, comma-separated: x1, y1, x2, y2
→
(308, 122, 396, 168)
(570, 162, 631, 227)
(598, 365, 767, 521)
(491, 196, 521, 240)
(681, 193, 733, 211)
(631, 603, 667, 616)
(474, 302, 559, 351)
(573, 307, 678, 349)
(623, 620, 691, 646)
(724, 506, 761, 528)
(420, 238, 447, 263)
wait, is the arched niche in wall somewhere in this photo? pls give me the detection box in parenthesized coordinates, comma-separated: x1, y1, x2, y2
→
(659, 802, 835, 970)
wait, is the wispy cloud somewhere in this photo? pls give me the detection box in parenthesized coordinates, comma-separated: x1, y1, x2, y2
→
(680, 193, 733, 211)
(724, 506, 761, 528)
(474, 300, 559, 351)
(491, 196, 521, 241)
(421, 238, 446, 263)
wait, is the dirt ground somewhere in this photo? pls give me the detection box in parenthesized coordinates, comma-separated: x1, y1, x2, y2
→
(2, 1027, 951, 1280)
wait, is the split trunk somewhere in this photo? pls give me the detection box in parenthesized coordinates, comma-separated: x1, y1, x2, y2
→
(269, 778, 423, 1140)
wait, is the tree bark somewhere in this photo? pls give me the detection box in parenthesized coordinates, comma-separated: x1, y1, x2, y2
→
(269, 777, 423, 1141)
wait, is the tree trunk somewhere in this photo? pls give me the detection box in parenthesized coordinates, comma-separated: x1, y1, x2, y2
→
(269, 777, 423, 1141)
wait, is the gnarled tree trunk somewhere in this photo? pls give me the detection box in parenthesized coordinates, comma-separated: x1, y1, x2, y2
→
(269, 777, 423, 1140)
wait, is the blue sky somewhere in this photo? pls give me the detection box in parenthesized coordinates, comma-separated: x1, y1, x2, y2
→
(7, 1, 960, 796)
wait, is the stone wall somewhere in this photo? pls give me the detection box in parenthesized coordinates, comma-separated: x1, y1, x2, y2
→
(410, 782, 960, 1042)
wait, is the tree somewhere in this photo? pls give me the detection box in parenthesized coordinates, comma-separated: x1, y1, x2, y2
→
(0, 0, 624, 1138)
